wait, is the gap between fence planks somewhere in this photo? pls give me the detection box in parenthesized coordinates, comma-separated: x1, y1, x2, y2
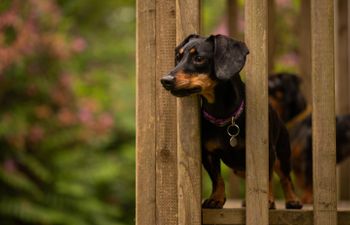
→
(245, 0, 269, 225)
(336, 0, 350, 201)
(176, 0, 202, 225)
(311, 0, 337, 225)
(299, 0, 312, 103)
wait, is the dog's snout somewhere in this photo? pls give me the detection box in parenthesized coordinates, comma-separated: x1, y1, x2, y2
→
(160, 75, 175, 90)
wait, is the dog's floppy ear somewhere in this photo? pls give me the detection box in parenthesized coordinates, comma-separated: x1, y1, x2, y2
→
(209, 34, 249, 80)
(175, 34, 200, 65)
(290, 73, 302, 86)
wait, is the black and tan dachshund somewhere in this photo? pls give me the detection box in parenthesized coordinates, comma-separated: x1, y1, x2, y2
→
(160, 34, 302, 209)
(269, 72, 350, 203)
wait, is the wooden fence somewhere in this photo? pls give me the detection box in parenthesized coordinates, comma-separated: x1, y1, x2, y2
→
(136, 0, 350, 224)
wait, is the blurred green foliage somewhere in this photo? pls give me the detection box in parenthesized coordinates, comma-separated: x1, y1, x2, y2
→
(0, 0, 135, 224)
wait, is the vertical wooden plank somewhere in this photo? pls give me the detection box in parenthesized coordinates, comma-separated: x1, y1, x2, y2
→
(155, 1, 178, 225)
(245, 0, 269, 225)
(299, 0, 312, 103)
(311, 0, 337, 224)
(176, 0, 201, 225)
(136, 0, 156, 224)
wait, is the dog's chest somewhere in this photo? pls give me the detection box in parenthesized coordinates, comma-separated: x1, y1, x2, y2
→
(203, 134, 246, 170)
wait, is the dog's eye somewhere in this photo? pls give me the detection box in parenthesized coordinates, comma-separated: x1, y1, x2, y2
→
(175, 52, 183, 63)
(193, 55, 205, 64)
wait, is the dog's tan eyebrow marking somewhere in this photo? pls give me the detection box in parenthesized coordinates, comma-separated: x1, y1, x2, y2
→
(179, 48, 184, 54)
(189, 48, 196, 54)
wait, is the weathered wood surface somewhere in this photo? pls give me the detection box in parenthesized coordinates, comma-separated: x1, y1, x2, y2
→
(311, 0, 337, 225)
(202, 208, 350, 225)
(136, 0, 156, 224)
(245, 0, 269, 225)
(223, 199, 350, 210)
(154, 0, 178, 224)
(137, 0, 178, 224)
(176, 0, 202, 225)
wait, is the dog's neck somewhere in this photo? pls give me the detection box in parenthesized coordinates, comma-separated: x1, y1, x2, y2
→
(201, 74, 245, 120)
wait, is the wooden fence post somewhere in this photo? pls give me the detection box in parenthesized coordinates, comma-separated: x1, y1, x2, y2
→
(176, 0, 202, 225)
(136, 0, 178, 224)
(245, 0, 269, 225)
(155, 1, 178, 225)
(136, 0, 156, 224)
(311, 0, 337, 225)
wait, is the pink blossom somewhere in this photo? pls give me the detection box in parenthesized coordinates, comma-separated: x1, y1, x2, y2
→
(71, 37, 87, 53)
(28, 125, 45, 143)
(57, 108, 77, 125)
(4, 159, 17, 172)
(78, 107, 93, 124)
(97, 113, 114, 131)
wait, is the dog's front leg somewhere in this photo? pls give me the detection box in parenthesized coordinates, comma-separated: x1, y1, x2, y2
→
(202, 150, 226, 208)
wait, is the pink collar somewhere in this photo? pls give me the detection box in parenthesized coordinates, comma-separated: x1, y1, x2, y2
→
(202, 101, 244, 127)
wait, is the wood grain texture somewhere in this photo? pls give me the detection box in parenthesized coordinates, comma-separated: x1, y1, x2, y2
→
(244, 0, 269, 225)
(155, 1, 178, 225)
(202, 208, 350, 225)
(136, 0, 156, 224)
(311, 0, 337, 224)
(176, 1, 201, 225)
(299, 0, 312, 103)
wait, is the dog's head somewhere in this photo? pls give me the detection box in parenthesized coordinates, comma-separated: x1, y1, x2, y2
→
(160, 34, 249, 102)
(268, 73, 307, 122)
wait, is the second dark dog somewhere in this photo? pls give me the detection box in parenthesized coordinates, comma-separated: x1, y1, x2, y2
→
(160, 34, 302, 209)
(269, 72, 350, 203)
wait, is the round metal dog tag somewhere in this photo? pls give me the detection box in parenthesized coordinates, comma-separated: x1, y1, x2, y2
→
(230, 136, 238, 147)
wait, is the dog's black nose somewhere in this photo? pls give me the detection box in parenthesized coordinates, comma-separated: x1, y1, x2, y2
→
(160, 75, 175, 90)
